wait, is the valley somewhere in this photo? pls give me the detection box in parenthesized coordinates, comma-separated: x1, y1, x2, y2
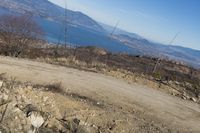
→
(0, 0, 200, 68)
(0, 0, 200, 132)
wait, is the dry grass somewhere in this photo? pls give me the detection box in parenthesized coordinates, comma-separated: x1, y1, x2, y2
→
(33, 82, 65, 94)
(1, 44, 200, 101)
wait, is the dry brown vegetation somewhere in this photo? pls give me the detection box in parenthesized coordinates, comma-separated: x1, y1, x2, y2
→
(1, 51, 200, 132)
(12, 45, 200, 102)
(0, 14, 44, 57)
(0, 14, 200, 103)
(1, 75, 174, 133)
(1, 13, 200, 133)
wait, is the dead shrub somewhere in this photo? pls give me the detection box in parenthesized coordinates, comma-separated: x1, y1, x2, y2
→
(0, 14, 44, 57)
(45, 82, 64, 93)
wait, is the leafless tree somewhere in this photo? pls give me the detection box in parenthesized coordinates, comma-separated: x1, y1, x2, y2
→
(0, 14, 44, 57)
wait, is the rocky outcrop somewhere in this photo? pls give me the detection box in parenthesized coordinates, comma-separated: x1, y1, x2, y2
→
(0, 79, 98, 133)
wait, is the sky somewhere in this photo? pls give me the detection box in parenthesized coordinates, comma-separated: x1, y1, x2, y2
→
(49, 0, 200, 50)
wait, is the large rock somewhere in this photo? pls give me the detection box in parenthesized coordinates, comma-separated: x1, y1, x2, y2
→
(29, 112, 45, 129)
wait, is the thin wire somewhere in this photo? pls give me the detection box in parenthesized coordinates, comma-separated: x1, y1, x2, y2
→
(169, 32, 180, 45)
(153, 32, 180, 73)
(110, 20, 120, 36)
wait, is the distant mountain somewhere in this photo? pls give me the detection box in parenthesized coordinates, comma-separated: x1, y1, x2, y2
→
(0, 0, 200, 68)
(100, 22, 200, 68)
(111, 34, 200, 67)
(99, 22, 143, 40)
(0, 0, 141, 54)
(0, 0, 105, 32)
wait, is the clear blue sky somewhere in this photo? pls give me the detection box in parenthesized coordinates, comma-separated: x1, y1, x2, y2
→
(49, 0, 200, 50)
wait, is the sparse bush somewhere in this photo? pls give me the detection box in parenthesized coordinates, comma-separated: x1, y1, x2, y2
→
(153, 72, 161, 80)
(0, 14, 44, 57)
(45, 82, 64, 93)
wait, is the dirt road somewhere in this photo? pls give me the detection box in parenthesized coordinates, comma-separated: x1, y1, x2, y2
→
(0, 56, 200, 132)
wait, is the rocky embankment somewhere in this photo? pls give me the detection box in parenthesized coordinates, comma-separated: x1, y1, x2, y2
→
(0, 78, 102, 133)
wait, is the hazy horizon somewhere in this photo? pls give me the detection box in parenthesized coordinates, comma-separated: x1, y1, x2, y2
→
(48, 0, 200, 50)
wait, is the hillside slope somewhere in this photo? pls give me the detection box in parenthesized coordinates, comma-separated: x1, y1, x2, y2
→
(0, 56, 200, 132)
(0, 0, 104, 32)
(0, 0, 200, 67)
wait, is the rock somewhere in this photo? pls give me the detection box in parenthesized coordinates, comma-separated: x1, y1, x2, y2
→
(0, 94, 9, 103)
(28, 112, 45, 129)
(43, 96, 48, 102)
(190, 97, 197, 102)
(18, 125, 23, 130)
(24, 104, 38, 116)
(182, 96, 187, 100)
(185, 82, 192, 88)
(0, 80, 3, 88)
(182, 92, 190, 100)
(14, 116, 18, 120)
(2, 94, 9, 101)
(73, 118, 80, 125)
(0, 125, 10, 133)
(174, 81, 180, 85)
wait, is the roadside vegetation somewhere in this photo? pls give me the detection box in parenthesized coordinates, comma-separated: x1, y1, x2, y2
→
(0, 14, 44, 57)
(0, 14, 200, 133)
(0, 14, 200, 103)
(0, 75, 116, 132)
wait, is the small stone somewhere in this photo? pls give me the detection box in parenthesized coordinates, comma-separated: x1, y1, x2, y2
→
(0, 80, 3, 88)
(43, 97, 48, 102)
(15, 116, 18, 120)
(172, 92, 175, 96)
(190, 97, 197, 102)
(27, 86, 33, 90)
(13, 108, 21, 113)
(174, 81, 180, 85)
(2, 94, 9, 101)
(18, 125, 22, 130)
(182, 96, 187, 100)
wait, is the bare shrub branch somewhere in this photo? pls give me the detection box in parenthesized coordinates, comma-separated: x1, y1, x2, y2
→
(0, 14, 44, 57)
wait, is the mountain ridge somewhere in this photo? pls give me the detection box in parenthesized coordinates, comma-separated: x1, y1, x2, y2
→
(0, 0, 105, 32)
(0, 0, 200, 68)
